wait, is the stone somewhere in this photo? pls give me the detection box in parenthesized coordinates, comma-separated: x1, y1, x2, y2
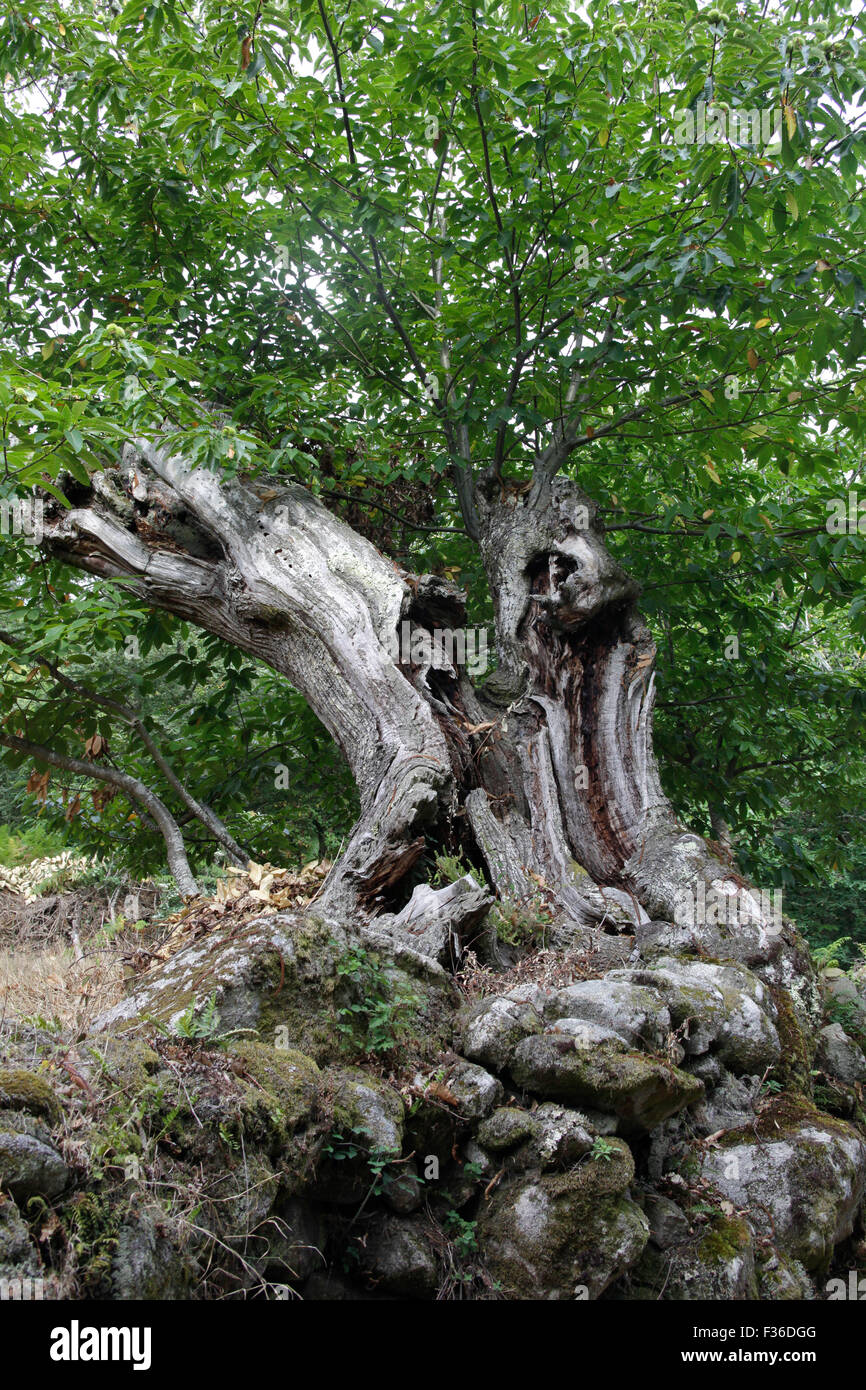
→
(0, 1111, 69, 1202)
(627, 1217, 758, 1299)
(362, 1215, 439, 1298)
(0, 1069, 62, 1124)
(460, 985, 546, 1071)
(477, 1107, 538, 1153)
(611, 959, 781, 1075)
(0, 1193, 41, 1281)
(644, 1194, 690, 1250)
(477, 1143, 649, 1299)
(821, 968, 866, 1033)
(476, 1103, 594, 1170)
(698, 1108, 866, 1270)
(333, 1072, 403, 1158)
(550, 979, 671, 1052)
(816, 1023, 866, 1085)
(384, 1160, 423, 1215)
(510, 1033, 703, 1133)
(690, 1073, 761, 1136)
(111, 1203, 198, 1300)
(441, 1059, 504, 1119)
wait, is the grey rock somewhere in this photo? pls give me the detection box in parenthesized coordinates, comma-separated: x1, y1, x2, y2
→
(112, 1204, 198, 1299)
(821, 969, 866, 1032)
(690, 1073, 761, 1136)
(550, 979, 671, 1052)
(0, 1111, 68, 1202)
(611, 958, 780, 1075)
(443, 1059, 504, 1119)
(460, 986, 546, 1071)
(362, 1216, 438, 1299)
(337, 1076, 403, 1157)
(699, 1120, 866, 1270)
(644, 1194, 690, 1250)
(510, 1033, 703, 1133)
(0, 1194, 41, 1281)
(477, 1153, 649, 1300)
(476, 1103, 594, 1170)
(527, 1103, 595, 1167)
(628, 1217, 758, 1299)
(477, 1107, 538, 1153)
(384, 1160, 424, 1215)
(816, 1023, 866, 1085)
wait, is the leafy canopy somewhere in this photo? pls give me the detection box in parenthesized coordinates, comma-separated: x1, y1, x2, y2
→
(0, 0, 865, 893)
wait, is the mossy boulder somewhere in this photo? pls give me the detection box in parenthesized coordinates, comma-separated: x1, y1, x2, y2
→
(626, 1216, 758, 1299)
(612, 959, 781, 1075)
(0, 1068, 62, 1124)
(477, 1103, 594, 1170)
(698, 1099, 866, 1270)
(312, 1068, 406, 1205)
(476, 1141, 649, 1299)
(0, 1193, 41, 1281)
(550, 979, 671, 1052)
(111, 1200, 202, 1300)
(510, 1032, 703, 1133)
(92, 913, 352, 1063)
(459, 985, 547, 1071)
(0, 1110, 69, 1202)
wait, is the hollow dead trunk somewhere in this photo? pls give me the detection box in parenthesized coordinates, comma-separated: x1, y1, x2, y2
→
(36, 442, 795, 980)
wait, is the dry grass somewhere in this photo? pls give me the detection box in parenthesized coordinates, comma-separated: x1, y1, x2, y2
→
(454, 946, 601, 1003)
(0, 941, 126, 1034)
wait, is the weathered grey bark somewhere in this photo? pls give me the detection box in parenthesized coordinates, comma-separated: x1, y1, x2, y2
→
(0, 731, 199, 898)
(34, 437, 783, 963)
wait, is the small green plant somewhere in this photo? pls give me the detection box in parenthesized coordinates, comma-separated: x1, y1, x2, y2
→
(589, 1136, 618, 1163)
(431, 852, 471, 886)
(444, 1209, 478, 1260)
(489, 894, 554, 951)
(324, 1125, 401, 1196)
(334, 945, 420, 1056)
(811, 936, 855, 971)
(173, 993, 223, 1042)
(165, 993, 256, 1047)
(760, 1077, 784, 1096)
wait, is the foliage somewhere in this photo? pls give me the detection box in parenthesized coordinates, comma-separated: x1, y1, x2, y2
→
(0, 0, 864, 899)
(0, 821, 68, 867)
(334, 945, 421, 1056)
(589, 1136, 619, 1163)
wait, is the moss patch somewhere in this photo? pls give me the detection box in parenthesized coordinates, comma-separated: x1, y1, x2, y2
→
(0, 1069, 61, 1124)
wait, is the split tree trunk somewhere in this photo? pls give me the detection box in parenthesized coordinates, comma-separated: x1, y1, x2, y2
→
(35, 441, 790, 970)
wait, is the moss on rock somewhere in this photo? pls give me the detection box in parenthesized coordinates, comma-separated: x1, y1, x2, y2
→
(510, 1035, 703, 1133)
(477, 1143, 647, 1299)
(0, 1068, 62, 1124)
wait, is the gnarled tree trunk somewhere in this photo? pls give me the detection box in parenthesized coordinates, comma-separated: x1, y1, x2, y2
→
(37, 439, 797, 988)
